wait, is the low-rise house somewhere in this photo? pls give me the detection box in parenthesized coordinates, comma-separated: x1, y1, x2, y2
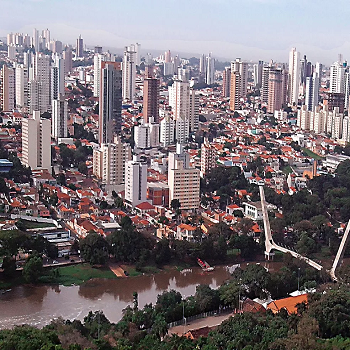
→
(176, 223, 197, 241)
(37, 204, 50, 217)
(135, 201, 156, 215)
(243, 201, 276, 220)
(267, 294, 308, 315)
(226, 204, 243, 216)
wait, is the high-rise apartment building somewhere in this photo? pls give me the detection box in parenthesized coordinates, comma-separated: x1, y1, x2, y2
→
(125, 155, 148, 207)
(28, 80, 41, 113)
(99, 62, 122, 144)
(261, 65, 272, 104)
(32, 28, 39, 52)
(267, 68, 288, 113)
(32, 52, 51, 113)
(63, 48, 73, 74)
(330, 61, 346, 94)
(229, 71, 241, 111)
(134, 119, 160, 149)
(122, 46, 136, 100)
(297, 105, 312, 130)
(22, 111, 51, 170)
(206, 53, 215, 85)
(305, 72, 319, 112)
(168, 80, 191, 143)
(253, 61, 264, 87)
(313, 106, 328, 134)
(127, 43, 141, 66)
(93, 53, 105, 97)
(93, 136, 131, 186)
(76, 35, 84, 58)
(231, 58, 248, 99)
(51, 54, 65, 101)
(42, 28, 50, 49)
(160, 114, 175, 147)
(222, 67, 231, 98)
(52, 40, 63, 54)
(165, 50, 171, 63)
(344, 72, 350, 111)
(0, 66, 15, 111)
(15, 64, 29, 109)
(201, 138, 216, 177)
(189, 89, 199, 132)
(315, 62, 323, 80)
(300, 55, 308, 87)
(143, 75, 159, 123)
(324, 92, 345, 114)
(7, 45, 16, 60)
(342, 116, 350, 143)
(199, 54, 206, 75)
(288, 47, 300, 105)
(52, 94, 67, 140)
(168, 145, 200, 210)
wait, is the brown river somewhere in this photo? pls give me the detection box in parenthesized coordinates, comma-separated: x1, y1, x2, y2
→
(0, 262, 282, 329)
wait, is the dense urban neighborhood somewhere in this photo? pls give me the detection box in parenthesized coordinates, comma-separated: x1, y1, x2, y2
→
(1, 21, 350, 350)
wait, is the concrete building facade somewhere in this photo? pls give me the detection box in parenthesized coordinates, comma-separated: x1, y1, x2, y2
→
(125, 156, 148, 206)
(99, 61, 122, 144)
(22, 111, 51, 170)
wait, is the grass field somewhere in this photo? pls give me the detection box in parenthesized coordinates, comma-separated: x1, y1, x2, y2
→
(40, 264, 117, 286)
(302, 148, 324, 160)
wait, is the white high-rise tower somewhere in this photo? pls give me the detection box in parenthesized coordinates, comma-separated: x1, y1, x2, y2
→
(168, 80, 191, 144)
(206, 53, 215, 85)
(122, 46, 136, 100)
(125, 155, 147, 207)
(15, 64, 29, 109)
(52, 94, 67, 140)
(330, 61, 346, 94)
(93, 53, 105, 97)
(31, 53, 51, 113)
(288, 48, 300, 105)
(32, 28, 39, 52)
(51, 54, 65, 101)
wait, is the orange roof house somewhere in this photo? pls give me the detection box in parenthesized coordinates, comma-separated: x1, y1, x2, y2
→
(267, 294, 308, 315)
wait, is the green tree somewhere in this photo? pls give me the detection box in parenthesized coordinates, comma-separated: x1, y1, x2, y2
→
(23, 254, 44, 283)
(78, 162, 88, 175)
(0, 325, 61, 350)
(154, 239, 171, 266)
(2, 256, 17, 278)
(108, 226, 150, 263)
(194, 285, 220, 313)
(79, 233, 109, 265)
(152, 314, 168, 339)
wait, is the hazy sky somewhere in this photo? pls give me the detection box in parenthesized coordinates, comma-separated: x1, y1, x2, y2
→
(1, 0, 350, 64)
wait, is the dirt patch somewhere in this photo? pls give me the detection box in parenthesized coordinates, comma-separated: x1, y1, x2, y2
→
(109, 264, 126, 277)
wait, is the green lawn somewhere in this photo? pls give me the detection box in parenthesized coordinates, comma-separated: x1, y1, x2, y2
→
(40, 264, 117, 286)
(302, 148, 324, 160)
(125, 265, 161, 277)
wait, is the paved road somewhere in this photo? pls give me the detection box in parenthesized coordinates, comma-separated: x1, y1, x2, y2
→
(169, 313, 233, 335)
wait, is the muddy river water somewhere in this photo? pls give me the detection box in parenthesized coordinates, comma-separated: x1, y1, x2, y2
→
(0, 262, 282, 329)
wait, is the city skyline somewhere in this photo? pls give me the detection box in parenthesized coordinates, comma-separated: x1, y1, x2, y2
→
(1, 0, 350, 63)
